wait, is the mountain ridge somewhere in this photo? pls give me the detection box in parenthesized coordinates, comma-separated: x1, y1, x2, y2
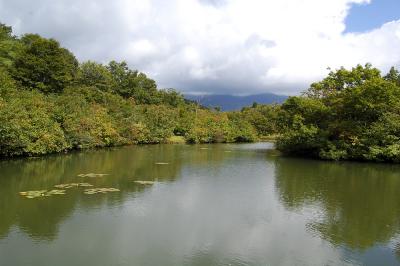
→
(185, 93, 288, 111)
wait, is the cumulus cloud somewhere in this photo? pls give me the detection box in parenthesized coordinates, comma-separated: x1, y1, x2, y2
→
(0, 0, 399, 95)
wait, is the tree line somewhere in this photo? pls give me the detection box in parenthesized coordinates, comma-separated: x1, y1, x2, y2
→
(1, 22, 400, 162)
(0, 23, 260, 157)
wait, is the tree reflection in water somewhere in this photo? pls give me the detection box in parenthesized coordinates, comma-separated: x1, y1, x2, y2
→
(274, 157, 400, 251)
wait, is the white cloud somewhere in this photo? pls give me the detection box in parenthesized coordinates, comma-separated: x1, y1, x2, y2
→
(0, 0, 399, 95)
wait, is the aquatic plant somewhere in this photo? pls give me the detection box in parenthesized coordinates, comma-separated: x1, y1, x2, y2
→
(54, 183, 93, 189)
(83, 188, 120, 195)
(19, 190, 66, 199)
(77, 173, 109, 178)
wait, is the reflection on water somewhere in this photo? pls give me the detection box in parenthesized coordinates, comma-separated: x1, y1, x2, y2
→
(274, 157, 400, 265)
(275, 158, 400, 249)
(0, 143, 400, 266)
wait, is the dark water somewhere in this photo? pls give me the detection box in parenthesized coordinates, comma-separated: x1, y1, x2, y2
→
(1, 143, 400, 266)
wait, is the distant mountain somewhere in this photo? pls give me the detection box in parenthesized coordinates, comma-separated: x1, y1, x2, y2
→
(185, 93, 288, 111)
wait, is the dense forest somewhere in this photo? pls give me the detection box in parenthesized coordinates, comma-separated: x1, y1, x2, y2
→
(277, 64, 400, 163)
(0, 23, 263, 157)
(1, 22, 400, 163)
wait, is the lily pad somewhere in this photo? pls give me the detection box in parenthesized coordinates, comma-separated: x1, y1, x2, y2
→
(77, 173, 109, 178)
(79, 183, 94, 187)
(46, 190, 66, 195)
(155, 162, 169, 165)
(134, 180, 157, 185)
(54, 183, 93, 189)
(83, 187, 120, 195)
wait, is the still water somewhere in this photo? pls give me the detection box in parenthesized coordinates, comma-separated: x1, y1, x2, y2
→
(1, 143, 400, 266)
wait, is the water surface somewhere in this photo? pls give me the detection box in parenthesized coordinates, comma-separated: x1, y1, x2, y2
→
(1, 143, 400, 266)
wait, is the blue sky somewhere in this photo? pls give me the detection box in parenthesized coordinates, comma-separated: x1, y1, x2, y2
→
(346, 0, 400, 33)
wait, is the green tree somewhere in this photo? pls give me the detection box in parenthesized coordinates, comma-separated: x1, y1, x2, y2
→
(306, 64, 381, 99)
(159, 88, 185, 107)
(241, 104, 281, 136)
(138, 105, 177, 143)
(226, 112, 257, 142)
(0, 89, 68, 156)
(76, 61, 114, 91)
(277, 64, 400, 162)
(11, 34, 78, 93)
(384, 66, 400, 86)
(107, 61, 159, 103)
(53, 91, 122, 149)
(0, 68, 16, 96)
(0, 23, 12, 41)
(0, 23, 22, 68)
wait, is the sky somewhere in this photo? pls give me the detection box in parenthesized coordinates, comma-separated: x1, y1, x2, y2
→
(345, 0, 400, 32)
(0, 0, 399, 95)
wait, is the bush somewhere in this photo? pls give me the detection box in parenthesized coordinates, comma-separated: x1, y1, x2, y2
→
(0, 90, 68, 156)
(277, 64, 400, 162)
(53, 92, 122, 149)
(137, 105, 177, 143)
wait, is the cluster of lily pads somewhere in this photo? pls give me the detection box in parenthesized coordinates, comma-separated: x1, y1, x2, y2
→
(19, 190, 66, 199)
(19, 173, 120, 199)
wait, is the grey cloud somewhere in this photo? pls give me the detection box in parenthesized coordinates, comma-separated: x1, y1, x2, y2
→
(199, 0, 227, 7)
(0, 0, 398, 95)
(245, 35, 277, 49)
(0, 0, 297, 95)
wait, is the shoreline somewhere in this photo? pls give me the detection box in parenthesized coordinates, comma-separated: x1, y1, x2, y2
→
(0, 139, 260, 161)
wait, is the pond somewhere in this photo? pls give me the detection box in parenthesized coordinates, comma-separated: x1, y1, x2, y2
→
(1, 143, 400, 266)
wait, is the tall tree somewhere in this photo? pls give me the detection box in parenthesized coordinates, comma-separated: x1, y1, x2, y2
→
(306, 64, 381, 99)
(77, 61, 114, 91)
(384, 66, 400, 86)
(0, 23, 22, 68)
(107, 61, 159, 103)
(11, 34, 78, 93)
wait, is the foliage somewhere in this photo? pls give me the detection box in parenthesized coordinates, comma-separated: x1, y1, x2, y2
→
(277, 64, 400, 162)
(107, 60, 159, 103)
(2, 23, 399, 163)
(0, 23, 257, 157)
(76, 61, 114, 91)
(226, 112, 258, 142)
(53, 91, 122, 149)
(137, 105, 177, 143)
(11, 34, 79, 93)
(0, 23, 22, 68)
(0, 88, 68, 156)
(384, 66, 400, 86)
(185, 109, 257, 143)
(240, 104, 281, 136)
(186, 109, 229, 143)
